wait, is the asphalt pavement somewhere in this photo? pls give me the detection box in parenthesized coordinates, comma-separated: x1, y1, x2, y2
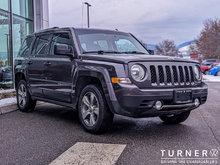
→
(0, 82, 219, 165)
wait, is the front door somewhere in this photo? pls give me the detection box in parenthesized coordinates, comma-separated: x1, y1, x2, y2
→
(43, 32, 75, 103)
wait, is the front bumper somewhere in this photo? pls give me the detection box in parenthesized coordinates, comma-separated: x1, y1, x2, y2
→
(108, 82, 208, 117)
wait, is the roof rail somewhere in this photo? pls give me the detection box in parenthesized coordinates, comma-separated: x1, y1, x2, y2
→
(35, 27, 59, 33)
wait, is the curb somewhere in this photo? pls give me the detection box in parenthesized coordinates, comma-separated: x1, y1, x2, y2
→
(0, 101, 46, 115)
(0, 103, 17, 115)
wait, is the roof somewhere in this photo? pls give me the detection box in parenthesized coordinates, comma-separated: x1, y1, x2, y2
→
(30, 27, 129, 37)
(33, 27, 70, 34)
(74, 28, 129, 35)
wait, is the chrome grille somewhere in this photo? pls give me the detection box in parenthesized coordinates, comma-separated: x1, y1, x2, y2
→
(150, 64, 195, 86)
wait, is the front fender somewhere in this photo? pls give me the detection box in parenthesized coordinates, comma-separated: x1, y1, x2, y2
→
(76, 65, 117, 102)
(74, 60, 128, 114)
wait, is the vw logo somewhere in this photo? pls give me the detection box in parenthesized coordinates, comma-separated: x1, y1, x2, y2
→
(209, 149, 218, 157)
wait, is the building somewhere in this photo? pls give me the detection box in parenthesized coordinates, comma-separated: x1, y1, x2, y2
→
(0, 0, 49, 90)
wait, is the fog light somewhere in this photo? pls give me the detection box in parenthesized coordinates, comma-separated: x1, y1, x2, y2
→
(155, 101, 163, 110)
(194, 98, 200, 107)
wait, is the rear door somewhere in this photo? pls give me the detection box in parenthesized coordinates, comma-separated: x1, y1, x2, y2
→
(43, 32, 75, 103)
(27, 34, 51, 97)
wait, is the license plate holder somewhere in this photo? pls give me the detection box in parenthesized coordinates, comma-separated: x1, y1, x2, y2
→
(174, 89, 192, 103)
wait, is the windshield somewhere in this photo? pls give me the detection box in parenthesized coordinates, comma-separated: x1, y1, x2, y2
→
(75, 29, 149, 55)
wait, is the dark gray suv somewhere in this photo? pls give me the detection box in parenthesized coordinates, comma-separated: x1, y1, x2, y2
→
(15, 27, 208, 133)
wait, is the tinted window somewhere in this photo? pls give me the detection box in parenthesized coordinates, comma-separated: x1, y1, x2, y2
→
(206, 59, 217, 62)
(202, 63, 210, 66)
(17, 36, 34, 57)
(209, 60, 216, 62)
(32, 34, 50, 55)
(50, 33, 73, 55)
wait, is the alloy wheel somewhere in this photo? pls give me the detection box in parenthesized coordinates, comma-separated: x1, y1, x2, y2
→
(81, 92, 99, 127)
(18, 84, 27, 108)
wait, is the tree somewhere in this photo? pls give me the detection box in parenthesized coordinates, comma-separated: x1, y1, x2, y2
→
(196, 18, 220, 59)
(188, 43, 203, 62)
(155, 40, 178, 56)
(189, 43, 199, 55)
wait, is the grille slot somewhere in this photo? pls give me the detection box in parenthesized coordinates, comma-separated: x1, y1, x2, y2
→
(172, 66, 178, 84)
(178, 66, 184, 84)
(184, 66, 190, 83)
(165, 66, 172, 84)
(158, 65, 164, 84)
(150, 66, 157, 84)
(189, 66, 194, 82)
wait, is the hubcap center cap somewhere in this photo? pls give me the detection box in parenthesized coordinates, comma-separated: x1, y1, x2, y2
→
(89, 106, 94, 112)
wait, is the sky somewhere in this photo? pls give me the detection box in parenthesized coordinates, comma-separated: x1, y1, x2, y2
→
(48, 0, 220, 45)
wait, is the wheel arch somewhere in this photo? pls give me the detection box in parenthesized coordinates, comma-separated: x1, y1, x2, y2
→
(74, 69, 115, 113)
(15, 72, 26, 89)
(75, 71, 109, 98)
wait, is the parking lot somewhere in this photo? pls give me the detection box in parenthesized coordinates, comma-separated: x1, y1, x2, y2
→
(0, 82, 219, 165)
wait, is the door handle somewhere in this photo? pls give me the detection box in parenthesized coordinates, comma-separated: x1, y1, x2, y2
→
(27, 61, 33, 65)
(43, 61, 51, 65)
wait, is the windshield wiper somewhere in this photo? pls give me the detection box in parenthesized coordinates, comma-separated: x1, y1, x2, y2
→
(83, 50, 122, 54)
(83, 50, 147, 55)
(121, 51, 146, 54)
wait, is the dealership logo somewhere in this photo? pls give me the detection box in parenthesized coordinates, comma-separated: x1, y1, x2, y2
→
(160, 149, 218, 164)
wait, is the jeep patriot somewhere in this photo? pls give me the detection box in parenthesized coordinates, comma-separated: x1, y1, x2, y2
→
(15, 27, 208, 133)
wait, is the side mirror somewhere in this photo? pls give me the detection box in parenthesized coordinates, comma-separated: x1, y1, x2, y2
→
(54, 44, 73, 56)
(148, 50, 154, 55)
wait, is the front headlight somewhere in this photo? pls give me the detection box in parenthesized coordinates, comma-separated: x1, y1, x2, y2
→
(131, 64, 146, 82)
(194, 65, 202, 81)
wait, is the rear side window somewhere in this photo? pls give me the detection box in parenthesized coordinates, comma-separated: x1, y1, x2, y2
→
(50, 33, 73, 55)
(32, 34, 51, 55)
(202, 63, 210, 66)
(17, 37, 35, 57)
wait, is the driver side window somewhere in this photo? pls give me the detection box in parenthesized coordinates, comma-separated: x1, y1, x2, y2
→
(50, 33, 73, 55)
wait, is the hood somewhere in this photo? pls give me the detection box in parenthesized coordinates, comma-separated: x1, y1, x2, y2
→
(80, 54, 198, 64)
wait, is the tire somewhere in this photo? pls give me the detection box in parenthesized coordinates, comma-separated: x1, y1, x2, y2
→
(159, 111, 190, 124)
(204, 70, 209, 75)
(78, 84, 113, 133)
(16, 80, 36, 112)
